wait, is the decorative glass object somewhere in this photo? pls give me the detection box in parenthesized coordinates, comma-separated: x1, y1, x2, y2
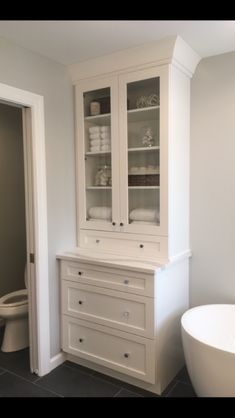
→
(140, 126, 155, 147)
(94, 165, 111, 186)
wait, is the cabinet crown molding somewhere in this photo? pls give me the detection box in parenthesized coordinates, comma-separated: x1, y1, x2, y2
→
(69, 35, 201, 83)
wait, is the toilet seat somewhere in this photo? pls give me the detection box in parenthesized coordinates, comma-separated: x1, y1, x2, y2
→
(0, 289, 28, 308)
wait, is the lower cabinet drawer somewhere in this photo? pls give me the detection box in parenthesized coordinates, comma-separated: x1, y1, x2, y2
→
(62, 280, 154, 338)
(62, 315, 155, 384)
(60, 260, 154, 297)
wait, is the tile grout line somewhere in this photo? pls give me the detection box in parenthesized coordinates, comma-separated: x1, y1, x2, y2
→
(164, 381, 179, 397)
(32, 380, 64, 398)
(0, 370, 6, 376)
(62, 363, 96, 377)
(0, 369, 63, 397)
(113, 388, 123, 397)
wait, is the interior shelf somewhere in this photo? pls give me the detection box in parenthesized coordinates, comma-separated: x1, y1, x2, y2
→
(127, 106, 159, 122)
(84, 113, 111, 122)
(86, 186, 112, 190)
(128, 146, 159, 152)
(85, 151, 111, 156)
(128, 186, 160, 190)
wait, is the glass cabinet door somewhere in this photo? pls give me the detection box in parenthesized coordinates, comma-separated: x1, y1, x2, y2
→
(76, 78, 119, 231)
(119, 67, 168, 236)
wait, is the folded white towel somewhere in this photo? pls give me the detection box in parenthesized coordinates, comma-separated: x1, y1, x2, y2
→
(90, 139, 101, 146)
(88, 206, 112, 220)
(100, 145, 111, 151)
(100, 132, 111, 140)
(101, 138, 110, 145)
(89, 126, 100, 134)
(100, 126, 110, 133)
(129, 208, 159, 222)
(90, 146, 100, 152)
(89, 133, 101, 140)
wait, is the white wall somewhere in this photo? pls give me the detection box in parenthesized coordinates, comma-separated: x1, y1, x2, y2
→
(0, 37, 76, 356)
(0, 103, 26, 296)
(190, 51, 235, 306)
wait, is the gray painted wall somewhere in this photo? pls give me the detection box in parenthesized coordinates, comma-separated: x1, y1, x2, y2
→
(0, 37, 76, 357)
(190, 51, 235, 306)
(0, 103, 26, 297)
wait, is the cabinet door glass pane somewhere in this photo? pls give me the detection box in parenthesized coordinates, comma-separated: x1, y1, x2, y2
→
(83, 88, 112, 224)
(127, 78, 160, 226)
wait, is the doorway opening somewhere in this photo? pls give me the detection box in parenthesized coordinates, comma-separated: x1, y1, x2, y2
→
(0, 83, 50, 377)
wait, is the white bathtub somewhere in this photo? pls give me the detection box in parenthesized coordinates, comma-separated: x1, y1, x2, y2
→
(181, 304, 235, 397)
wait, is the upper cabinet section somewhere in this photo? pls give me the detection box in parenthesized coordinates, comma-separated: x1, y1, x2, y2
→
(73, 36, 200, 261)
(75, 67, 167, 236)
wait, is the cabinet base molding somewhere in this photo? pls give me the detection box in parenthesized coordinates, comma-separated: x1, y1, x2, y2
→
(65, 352, 184, 396)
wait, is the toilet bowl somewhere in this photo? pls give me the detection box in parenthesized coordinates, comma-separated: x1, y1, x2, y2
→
(0, 268, 29, 352)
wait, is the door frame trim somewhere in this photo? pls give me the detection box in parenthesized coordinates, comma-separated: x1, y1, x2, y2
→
(0, 82, 50, 376)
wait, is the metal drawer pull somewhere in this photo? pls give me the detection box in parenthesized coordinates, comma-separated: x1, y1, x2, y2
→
(78, 271, 83, 276)
(139, 244, 144, 248)
(96, 239, 100, 243)
(123, 311, 130, 319)
(79, 338, 83, 343)
(124, 353, 130, 358)
(78, 300, 83, 305)
(123, 279, 129, 285)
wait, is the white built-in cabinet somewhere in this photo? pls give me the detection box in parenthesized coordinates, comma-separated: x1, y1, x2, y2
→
(58, 36, 200, 395)
(76, 67, 168, 239)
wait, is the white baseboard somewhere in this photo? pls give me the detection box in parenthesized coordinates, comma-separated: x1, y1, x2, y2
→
(49, 351, 66, 372)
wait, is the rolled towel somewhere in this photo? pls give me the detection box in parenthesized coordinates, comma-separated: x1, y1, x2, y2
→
(90, 146, 100, 152)
(101, 138, 110, 145)
(88, 206, 112, 220)
(100, 132, 111, 140)
(100, 126, 110, 133)
(89, 126, 100, 134)
(89, 133, 101, 140)
(129, 208, 159, 223)
(100, 144, 111, 151)
(90, 139, 101, 146)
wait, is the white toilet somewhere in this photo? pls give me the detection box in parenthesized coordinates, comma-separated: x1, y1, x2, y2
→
(0, 268, 29, 352)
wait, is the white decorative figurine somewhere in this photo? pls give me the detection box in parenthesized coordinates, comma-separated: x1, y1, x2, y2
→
(141, 127, 154, 147)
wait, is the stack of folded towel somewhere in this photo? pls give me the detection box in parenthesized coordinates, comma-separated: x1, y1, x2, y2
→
(89, 126, 111, 152)
(129, 208, 160, 224)
(88, 206, 112, 221)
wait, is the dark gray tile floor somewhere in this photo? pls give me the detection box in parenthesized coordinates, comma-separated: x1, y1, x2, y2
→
(0, 325, 196, 397)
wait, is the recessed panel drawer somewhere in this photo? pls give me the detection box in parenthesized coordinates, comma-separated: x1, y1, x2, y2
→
(60, 260, 154, 297)
(80, 230, 167, 259)
(62, 315, 155, 384)
(62, 281, 154, 338)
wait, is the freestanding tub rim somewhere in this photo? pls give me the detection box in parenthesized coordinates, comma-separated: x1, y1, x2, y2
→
(181, 304, 235, 355)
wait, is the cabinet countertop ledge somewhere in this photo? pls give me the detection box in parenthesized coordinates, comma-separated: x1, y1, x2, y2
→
(56, 248, 166, 274)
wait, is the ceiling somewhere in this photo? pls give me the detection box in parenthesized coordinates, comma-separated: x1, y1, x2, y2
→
(0, 20, 234, 66)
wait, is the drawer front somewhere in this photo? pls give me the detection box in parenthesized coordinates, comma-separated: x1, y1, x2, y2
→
(80, 230, 167, 259)
(62, 315, 155, 384)
(61, 260, 154, 297)
(62, 281, 154, 338)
